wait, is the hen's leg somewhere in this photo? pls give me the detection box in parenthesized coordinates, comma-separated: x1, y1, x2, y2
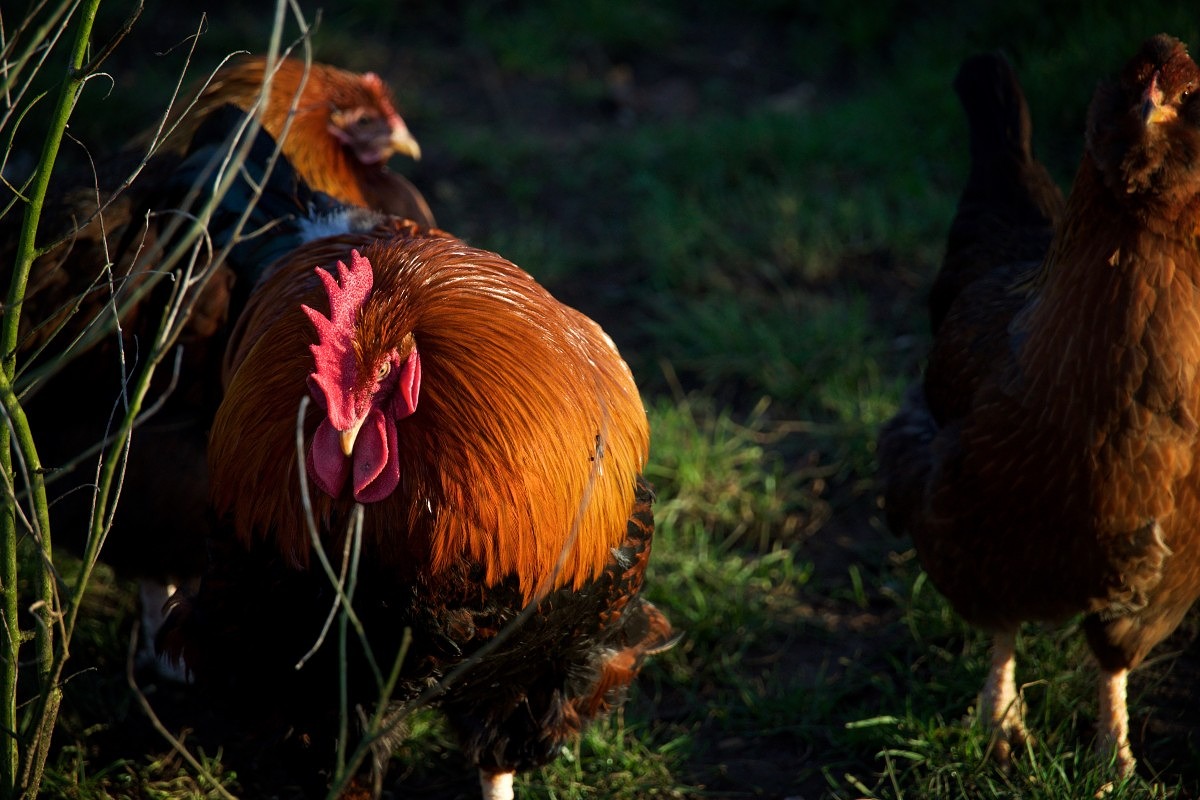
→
(1096, 668, 1135, 776)
(480, 769, 514, 800)
(979, 629, 1029, 766)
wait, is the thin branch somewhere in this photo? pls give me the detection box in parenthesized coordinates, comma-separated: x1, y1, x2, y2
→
(125, 621, 239, 800)
(293, 396, 385, 689)
(294, 508, 357, 671)
(74, 0, 143, 78)
(30, 347, 183, 493)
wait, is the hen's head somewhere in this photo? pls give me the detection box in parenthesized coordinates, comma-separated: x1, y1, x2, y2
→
(323, 70, 422, 166)
(1087, 34, 1200, 200)
(302, 250, 421, 503)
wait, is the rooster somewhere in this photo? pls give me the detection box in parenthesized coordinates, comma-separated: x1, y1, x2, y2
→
(879, 34, 1200, 777)
(161, 55, 435, 226)
(160, 108, 674, 799)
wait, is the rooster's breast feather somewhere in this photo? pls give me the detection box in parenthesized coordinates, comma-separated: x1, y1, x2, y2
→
(209, 231, 650, 601)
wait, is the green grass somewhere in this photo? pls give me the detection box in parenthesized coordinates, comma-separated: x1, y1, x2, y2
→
(11, 0, 1200, 798)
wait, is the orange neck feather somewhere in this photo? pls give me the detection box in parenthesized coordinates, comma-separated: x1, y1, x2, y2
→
(210, 229, 649, 603)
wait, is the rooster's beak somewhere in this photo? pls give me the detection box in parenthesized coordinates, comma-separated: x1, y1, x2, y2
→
(340, 418, 365, 456)
(390, 126, 422, 161)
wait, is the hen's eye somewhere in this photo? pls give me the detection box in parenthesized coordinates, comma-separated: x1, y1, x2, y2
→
(376, 362, 391, 380)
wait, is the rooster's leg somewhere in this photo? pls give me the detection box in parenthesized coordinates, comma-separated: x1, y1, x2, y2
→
(1097, 667, 1135, 777)
(479, 769, 514, 800)
(979, 629, 1030, 767)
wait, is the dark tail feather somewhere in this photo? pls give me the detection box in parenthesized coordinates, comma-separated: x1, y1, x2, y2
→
(572, 599, 678, 720)
(164, 104, 342, 315)
(876, 384, 938, 539)
(930, 52, 1065, 333)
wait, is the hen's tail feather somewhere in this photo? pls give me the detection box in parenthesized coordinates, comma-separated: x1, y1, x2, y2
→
(876, 384, 938, 539)
(930, 51, 1065, 333)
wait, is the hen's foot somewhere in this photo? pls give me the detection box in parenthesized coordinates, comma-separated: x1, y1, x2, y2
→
(979, 630, 1032, 768)
(1096, 668, 1136, 777)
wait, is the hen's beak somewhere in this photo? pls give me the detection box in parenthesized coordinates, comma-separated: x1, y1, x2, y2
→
(340, 418, 365, 456)
(390, 126, 422, 161)
(1141, 73, 1177, 126)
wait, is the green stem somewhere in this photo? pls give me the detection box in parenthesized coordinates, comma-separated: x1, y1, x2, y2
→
(0, 0, 104, 797)
(1, 438, 16, 799)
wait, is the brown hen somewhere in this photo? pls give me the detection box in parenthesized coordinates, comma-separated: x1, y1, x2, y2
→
(161, 55, 434, 225)
(880, 34, 1200, 777)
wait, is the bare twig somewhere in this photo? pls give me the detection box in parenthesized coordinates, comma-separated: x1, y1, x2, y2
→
(74, 0, 143, 79)
(125, 620, 239, 800)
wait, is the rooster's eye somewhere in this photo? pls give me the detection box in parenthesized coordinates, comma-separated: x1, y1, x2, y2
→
(376, 361, 391, 381)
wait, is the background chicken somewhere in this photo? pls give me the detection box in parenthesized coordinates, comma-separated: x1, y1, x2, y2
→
(879, 34, 1200, 777)
(161, 55, 435, 226)
(160, 110, 674, 799)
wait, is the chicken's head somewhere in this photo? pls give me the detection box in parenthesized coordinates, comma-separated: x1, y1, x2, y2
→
(302, 250, 421, 502)
(1087, 34, 1200, 201)
(327, 72, 422, 166)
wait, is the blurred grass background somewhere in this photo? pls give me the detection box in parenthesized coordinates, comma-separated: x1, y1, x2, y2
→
(12, 0, 1200, 797)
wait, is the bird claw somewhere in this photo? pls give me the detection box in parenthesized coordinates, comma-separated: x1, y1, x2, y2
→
(1094, 733, 1136, 779)
(979, 631, 1031, 770)
(988, 703, 1034, 769)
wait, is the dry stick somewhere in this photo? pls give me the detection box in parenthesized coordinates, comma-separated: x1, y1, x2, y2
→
(74, 0, 142, 79)
(68, 8, 316, 600)
(20, 6, 320, 387)
(124, 620, 239, 800)
(293, 396, 385, 689)
(293, 501, 357, 671)
(0, 0, 73, 135)
(12, 19, 221, 395)
(336, 510, 365, 780)
(10, 25, 247, 398)
(123, 5, 337, 794)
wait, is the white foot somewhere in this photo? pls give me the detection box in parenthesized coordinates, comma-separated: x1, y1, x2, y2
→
(1097, 668, 1136, 777)
(978, 630, 1030, 767)
(479, 769, 514, 800)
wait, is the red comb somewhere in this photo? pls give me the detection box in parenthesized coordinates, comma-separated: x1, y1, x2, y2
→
(302, 250, 374, 431)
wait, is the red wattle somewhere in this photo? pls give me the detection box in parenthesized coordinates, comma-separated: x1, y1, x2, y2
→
(306, 418, 349, 497)
(353, 406, 400, 502)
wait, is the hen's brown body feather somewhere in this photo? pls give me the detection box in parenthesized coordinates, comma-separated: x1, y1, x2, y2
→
(880, 35, 1200, 774)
